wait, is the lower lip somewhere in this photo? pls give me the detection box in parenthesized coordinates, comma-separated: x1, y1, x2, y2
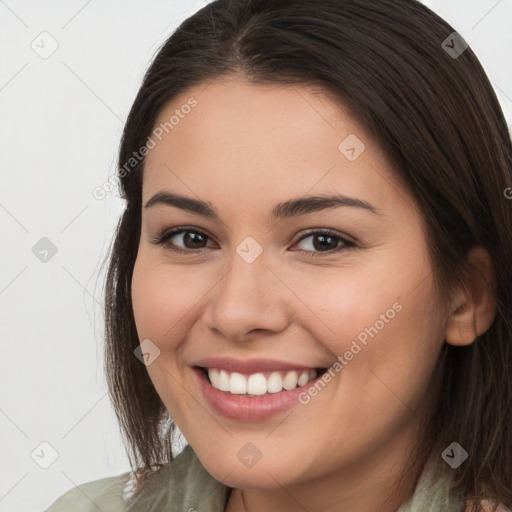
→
(193, 367, 325, 421)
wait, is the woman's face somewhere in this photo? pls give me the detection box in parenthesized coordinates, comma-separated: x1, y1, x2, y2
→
(131, 75, 449, 491)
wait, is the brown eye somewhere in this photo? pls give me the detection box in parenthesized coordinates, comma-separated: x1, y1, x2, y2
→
(151, 228, 215, 253)
(292, 230, 355, 257)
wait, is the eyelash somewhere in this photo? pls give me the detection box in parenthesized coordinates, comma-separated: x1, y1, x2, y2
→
(150, 227, 356, 258)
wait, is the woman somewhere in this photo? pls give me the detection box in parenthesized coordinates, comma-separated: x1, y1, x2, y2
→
(45, 0, 512, 510)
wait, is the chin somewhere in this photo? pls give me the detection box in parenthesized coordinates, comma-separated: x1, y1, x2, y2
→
(197, 449, 309, 490)
(212, 466, 293, 490)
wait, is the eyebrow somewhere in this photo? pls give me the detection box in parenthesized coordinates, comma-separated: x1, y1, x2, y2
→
(144, 191, 382, 221)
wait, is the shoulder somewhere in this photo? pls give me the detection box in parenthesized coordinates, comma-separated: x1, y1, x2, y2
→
(125, 444, 231, 510)
(44, 470, 132, 512)
(45, 445, 230, 512)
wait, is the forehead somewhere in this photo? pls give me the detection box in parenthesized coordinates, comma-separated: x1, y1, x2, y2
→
(142, 75, 417, 220)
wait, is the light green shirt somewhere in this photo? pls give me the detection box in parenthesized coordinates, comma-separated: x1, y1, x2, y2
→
(44, 444, 462, 511)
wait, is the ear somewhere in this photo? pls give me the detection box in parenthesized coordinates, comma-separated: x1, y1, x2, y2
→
(445, 246, 497, 346)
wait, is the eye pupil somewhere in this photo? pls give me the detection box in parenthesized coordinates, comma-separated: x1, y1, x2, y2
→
(184, 231, 207, 248)
(313, 234, 338, 251)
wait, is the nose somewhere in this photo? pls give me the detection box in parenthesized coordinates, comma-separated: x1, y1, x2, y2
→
(202, 248, 290, 342)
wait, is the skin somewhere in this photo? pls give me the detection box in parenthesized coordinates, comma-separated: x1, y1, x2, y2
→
(130, 75, 496, 512)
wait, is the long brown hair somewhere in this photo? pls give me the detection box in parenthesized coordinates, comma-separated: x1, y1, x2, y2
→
(102, 0, 512, 509)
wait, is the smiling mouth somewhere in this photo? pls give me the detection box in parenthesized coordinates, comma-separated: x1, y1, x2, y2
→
(197, 366, 328, 396)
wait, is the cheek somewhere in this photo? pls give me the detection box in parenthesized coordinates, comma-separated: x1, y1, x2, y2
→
(286, 256, 441, 376)
(131, 256, 212, 346)
(130, 256, 208, 412)
(283, 265, 403, 354)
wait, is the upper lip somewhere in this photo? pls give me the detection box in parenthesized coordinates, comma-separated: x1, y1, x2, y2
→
(194, 357, 325, 374)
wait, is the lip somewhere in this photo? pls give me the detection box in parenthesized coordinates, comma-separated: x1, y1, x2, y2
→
(194, 356, 321, 374)
(193, 366, 326, 421)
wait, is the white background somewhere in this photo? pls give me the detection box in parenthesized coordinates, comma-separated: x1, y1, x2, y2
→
(1, 1, 511, 511)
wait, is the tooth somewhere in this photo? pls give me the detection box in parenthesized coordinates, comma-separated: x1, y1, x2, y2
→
(282, 371, 298, 390)
(229, 372, 247, 394)
(208, 368, 220, 388)
(208, 368, 319, 394)
(297, 370, 310, 387)
(218, 370, 230, 391)
(247, 373, 267, 395)
(267, 372, 284, 393)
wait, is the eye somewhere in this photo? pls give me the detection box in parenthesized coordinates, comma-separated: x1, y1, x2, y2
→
(150, 227, 215, 254)
(292, 229, 355, 257)
(150, 227, 355, 257)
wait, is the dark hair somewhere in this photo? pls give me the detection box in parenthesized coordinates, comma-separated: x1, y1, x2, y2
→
(103, 0, 512, 509)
